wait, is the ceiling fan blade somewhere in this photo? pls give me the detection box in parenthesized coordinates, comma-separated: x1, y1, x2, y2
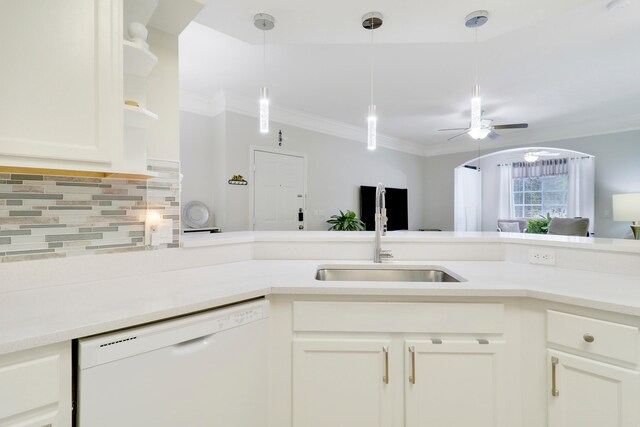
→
(493, 123, 529, 130)
(438, 127, 469, 132)
(447, 131, 469, 141)
(487, 131, 500, 140)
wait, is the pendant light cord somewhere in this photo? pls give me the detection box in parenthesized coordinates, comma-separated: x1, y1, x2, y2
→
(474, 27, 479, 86)
(263, 26, 267, 86)
(370, 19, 374, 106)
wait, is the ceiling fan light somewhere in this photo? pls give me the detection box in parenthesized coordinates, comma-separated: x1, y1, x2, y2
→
(468, 127, 490, 140)
(524, 152, 539, 162)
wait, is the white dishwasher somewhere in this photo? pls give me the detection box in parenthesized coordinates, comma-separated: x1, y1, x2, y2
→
(77, 299, 269, 427)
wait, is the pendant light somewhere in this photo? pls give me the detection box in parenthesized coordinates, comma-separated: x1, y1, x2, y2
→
(362, 12, 383, 150)
(254, 13, 275, 134)
(465, 10, 490, 140)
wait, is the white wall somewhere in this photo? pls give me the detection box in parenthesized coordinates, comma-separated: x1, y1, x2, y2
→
(180, 110, 425, 232)
(147, 28, 180, 161)
(424, 130, 640, 238)
(179, 111, 225, 228)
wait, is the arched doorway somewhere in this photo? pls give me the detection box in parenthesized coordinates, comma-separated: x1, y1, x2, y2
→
(454, 147, 595, 233)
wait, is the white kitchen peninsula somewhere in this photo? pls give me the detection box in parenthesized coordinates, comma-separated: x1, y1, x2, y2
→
(1, 232, 640, 426)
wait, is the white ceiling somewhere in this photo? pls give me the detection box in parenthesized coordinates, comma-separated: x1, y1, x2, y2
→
(179, 0, 640, 156)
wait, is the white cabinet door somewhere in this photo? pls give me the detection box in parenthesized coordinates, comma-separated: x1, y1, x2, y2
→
(548, 350, 640, 427)
(405, 340, 507, 427)
(0, 0, 121, 170)
(292, 339, 393, 427)
(0, 342, 71, 427)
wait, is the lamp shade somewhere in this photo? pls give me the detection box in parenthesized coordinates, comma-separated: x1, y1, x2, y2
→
(613, 193, 640, 221)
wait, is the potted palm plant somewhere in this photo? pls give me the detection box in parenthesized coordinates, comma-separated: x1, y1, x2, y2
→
(327, 210, 365, 231)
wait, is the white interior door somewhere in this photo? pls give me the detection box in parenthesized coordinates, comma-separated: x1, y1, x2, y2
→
(253, 150, 305, 231)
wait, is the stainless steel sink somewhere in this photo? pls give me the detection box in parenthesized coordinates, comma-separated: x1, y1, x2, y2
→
(315, 265, 465, 283)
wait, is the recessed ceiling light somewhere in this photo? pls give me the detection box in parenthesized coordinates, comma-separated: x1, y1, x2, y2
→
(607, 0, 631, 12)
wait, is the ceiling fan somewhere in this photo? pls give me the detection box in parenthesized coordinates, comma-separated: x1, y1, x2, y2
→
(523, 150, 560, 162)
(438, 10, 528, 142)
(438, 118, 529, 141)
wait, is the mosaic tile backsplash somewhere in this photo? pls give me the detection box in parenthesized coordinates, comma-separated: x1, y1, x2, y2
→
(0, 159, 180, 263)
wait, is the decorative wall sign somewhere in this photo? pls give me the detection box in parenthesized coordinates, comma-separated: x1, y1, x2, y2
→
(228, 174, 248, 185)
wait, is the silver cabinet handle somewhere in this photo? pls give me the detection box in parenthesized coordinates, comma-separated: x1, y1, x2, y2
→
(583, 333, 595, 343)
(551, 356, 560, 397)
(383, 346, 389, 384)
(409, 346, 416, 384)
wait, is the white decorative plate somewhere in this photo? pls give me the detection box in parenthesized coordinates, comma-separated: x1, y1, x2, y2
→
(183, 201, 210, 228)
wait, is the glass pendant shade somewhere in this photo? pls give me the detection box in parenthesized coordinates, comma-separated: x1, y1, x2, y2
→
(254, 14, 274, 134)
(468, 84, 490, 139)
(367, 104, 377, 150)
(259, 87, 269, 134)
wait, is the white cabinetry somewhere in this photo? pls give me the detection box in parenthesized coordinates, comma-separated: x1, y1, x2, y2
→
(0, 342, 72, 427)
(405, 340, 506, 427)
(548, 350, 640, 427)
(291, 301, 508, 427)
(0, 0, 121, 173)
(293, 339, 393, 427)
(121, 3, 159, 173)
(0, 0, 201, 175)
(546, 310, 640, 427)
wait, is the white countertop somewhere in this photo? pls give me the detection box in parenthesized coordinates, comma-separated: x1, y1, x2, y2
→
(181, 231, 640, 253)
(3, 258, 640, 355)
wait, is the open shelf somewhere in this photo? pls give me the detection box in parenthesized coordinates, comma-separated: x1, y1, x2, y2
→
(123, 41, 158, 78)
(123, 104, 158, 128)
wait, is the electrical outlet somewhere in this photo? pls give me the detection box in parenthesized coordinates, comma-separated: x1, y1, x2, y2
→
(145, 218, 173, 246)
(528, 248, 556, 266)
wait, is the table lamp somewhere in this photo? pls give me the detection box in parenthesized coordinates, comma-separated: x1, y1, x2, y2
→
(613, 193, 640, 240)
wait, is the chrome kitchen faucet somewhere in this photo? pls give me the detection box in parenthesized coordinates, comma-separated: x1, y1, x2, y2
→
(374, 182, 393, 263)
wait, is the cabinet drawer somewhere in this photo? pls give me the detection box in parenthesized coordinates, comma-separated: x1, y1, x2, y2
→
(293, 302, 504, 333)
(547, 310, 639, 364)
(0, 353, 60, 420)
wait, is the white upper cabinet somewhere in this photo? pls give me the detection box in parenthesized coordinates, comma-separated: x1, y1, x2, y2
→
(0, 0, 202, 174)
(0, 0, 122, 172)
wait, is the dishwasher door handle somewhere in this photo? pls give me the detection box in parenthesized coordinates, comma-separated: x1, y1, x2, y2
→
(172, 334, 214, 355)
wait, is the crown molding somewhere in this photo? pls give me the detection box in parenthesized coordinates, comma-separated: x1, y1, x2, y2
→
(224, 92, 427, 157)
(180, 90, 640, 158)
(180, 90, 427, 157)
(179, 90, 226, 118)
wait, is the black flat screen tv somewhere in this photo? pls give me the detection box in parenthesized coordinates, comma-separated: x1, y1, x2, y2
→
(360, 186, 408, 231)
